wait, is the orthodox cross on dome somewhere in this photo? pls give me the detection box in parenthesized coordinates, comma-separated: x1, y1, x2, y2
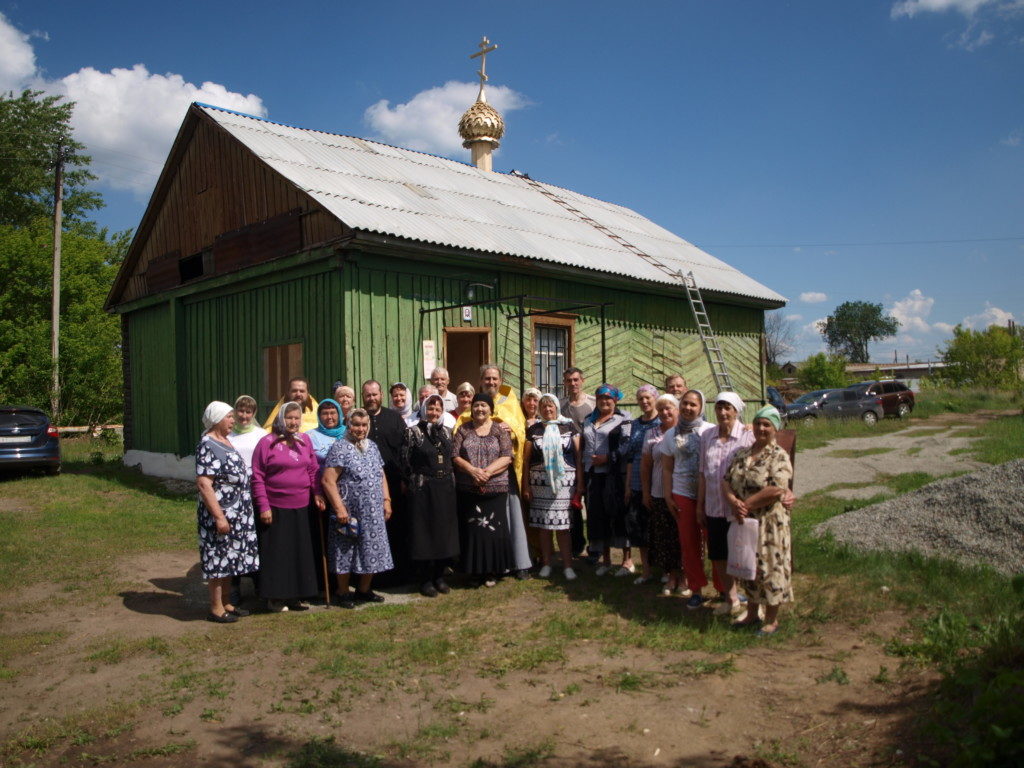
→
(469, 36, 498, 100)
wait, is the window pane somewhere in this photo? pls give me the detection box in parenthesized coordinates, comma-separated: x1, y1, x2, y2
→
(533, 325, 568, 398)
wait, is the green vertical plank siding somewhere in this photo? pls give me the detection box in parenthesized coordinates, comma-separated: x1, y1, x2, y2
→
(127, 302, 179, 453)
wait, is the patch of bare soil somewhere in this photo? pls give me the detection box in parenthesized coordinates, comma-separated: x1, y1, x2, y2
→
(793, 412, 1015, 496)
(0, 549, 938, 768)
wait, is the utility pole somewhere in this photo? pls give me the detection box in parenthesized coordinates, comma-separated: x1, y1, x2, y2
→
(51, 146, 63, 422)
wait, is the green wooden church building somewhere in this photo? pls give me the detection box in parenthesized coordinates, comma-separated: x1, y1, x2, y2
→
(106, 91, 784, 477)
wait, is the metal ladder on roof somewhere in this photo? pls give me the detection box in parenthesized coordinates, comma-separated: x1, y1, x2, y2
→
(515, 174, 683, 283)
(683, 271, 735, 393)
(513, 173, 736, 392)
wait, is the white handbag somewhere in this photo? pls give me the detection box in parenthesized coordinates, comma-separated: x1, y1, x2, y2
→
(726, 517, 759, 581)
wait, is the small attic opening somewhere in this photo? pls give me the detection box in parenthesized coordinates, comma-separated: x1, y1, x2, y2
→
(178, 250, 210, 283)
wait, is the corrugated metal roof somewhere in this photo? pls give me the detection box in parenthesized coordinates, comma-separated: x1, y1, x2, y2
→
(199, 104, 785, 304)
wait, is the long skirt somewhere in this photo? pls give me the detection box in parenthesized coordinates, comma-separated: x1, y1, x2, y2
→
(457, 490, 514, 576)
(647, 497, 682, 572)
(737, 505, 794, 606)
(407, 476, 460, 562)
(507, 491, 533, 571)
(256, 505, 320, 600)
(528, 466, 574, 530)
(623, 492, 649, 548)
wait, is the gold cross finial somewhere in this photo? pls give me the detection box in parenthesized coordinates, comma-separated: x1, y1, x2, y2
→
(469, 36, 498, 88)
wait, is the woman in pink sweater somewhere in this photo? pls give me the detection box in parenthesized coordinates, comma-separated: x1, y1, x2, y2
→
(251, 402, 326, 612)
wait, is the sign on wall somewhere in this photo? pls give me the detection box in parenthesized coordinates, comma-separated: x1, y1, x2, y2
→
(422, 340, 436, 380)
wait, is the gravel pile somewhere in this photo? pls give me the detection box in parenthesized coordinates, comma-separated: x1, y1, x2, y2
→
(814, 459, 1024, 575)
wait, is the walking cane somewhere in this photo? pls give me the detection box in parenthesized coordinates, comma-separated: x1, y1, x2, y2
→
(317, 510, 331, 608)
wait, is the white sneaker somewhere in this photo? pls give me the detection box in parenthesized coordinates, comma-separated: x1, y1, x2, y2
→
(563, 567, 578, 581)
(595, 565, 610, 576)
(538, 565, 553, 579)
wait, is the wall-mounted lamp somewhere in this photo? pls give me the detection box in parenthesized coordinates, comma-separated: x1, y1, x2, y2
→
(465, 282, 494, 301)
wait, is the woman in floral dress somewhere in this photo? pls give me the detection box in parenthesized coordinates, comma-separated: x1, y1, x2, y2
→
(723, 405, 794, 636)
(196, 401, 259, 623)
(451, 393, 514, 586)
(322, 409, 394, 608)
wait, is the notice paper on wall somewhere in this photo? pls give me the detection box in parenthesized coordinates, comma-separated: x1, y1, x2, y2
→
(422, 340, 436, 380)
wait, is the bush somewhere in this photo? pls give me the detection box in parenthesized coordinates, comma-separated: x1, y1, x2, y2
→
(797, 352, 848, 390)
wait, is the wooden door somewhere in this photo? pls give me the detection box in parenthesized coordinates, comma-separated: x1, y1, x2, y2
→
(444, 328, 490, 388)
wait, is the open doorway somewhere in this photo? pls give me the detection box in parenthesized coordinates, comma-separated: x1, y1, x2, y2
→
(445, 328, 490, 388)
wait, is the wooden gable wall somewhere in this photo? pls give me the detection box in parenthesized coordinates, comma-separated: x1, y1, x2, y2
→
(118, 115, 346, 305)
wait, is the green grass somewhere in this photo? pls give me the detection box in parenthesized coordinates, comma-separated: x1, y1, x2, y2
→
(912, 387, 1020, 418)
(0, 436, 193, 595)
(954, 414, 1024, 464)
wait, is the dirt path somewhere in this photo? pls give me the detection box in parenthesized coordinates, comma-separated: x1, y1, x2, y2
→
(793, 411, 1009, 497)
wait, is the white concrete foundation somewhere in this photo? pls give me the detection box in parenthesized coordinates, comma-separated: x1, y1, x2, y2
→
(123, 449, 194, 480)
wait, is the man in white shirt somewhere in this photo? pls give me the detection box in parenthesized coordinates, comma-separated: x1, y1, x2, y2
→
(430, 367, 458, 413)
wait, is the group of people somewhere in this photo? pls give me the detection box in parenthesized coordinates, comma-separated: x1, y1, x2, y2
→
(196, 364, 795, 635)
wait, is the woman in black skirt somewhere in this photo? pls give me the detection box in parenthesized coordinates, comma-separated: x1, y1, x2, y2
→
(401, 394, 460, 597)
(451, 393, 514, 587)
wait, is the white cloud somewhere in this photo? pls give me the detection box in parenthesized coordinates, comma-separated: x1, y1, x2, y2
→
(364, 80, 528, 157)
(1, 13, 266, 194)
(962, 303, 1015, 328)
(1001, 129, 1022, 147)
(892, 0, 995, 19)
(788, 314, 803, 322)
(0, 12, 36, 93)
(890, 288, 936, 334)
(955, 24, 996, 48)
(933, 321, 956, 334)
(804, 318, 827, 336)
(799, 291, 828, 304)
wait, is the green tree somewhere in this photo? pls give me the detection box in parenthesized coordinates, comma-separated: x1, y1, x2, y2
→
(820, 301, 900, 363)
(0, 89, 102, 226)
(938, 325, 1024, 390)
(797, 352, 848, 390)
(0, 220, 126, 425)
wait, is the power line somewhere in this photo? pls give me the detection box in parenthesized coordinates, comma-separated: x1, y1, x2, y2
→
(701, 236, 1024, 248)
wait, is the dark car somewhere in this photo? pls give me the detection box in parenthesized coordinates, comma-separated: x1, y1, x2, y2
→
(766, 386, 787, 413)
(822, 380, 915, 425)
(785, 388, 841, 420)
(0, 406, 61, 474)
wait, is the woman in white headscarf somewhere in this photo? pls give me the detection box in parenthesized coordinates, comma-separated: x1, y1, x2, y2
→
(390, 382, 417, 427)
(697, 391, 754, 616)
(521, 393, 583, 580)
(196, 401, 259, 623)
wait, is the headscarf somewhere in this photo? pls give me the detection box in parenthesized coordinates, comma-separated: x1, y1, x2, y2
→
(345, 408, 370, 452)
(418, 394, 446, 435)
(636, 384, 659, 399)
(315, 398, 346, 439)
(714, 391, 745, 418)
(202, 401, 233, 432)
(675, 389, 706, 447)
(231, 395, 258, 434)
(390, 382, 413, 421)
(538, 393, 572, 489)
(454, 381, 475, 396)
(271, 401, 302, 446)
(752, 404, 782, 431)
(522, 387, 542, 400)
(587, 384, 624, 424)
(471, 392, 495, 413)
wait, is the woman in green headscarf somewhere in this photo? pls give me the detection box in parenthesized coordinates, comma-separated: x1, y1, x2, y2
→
(722, 405, 794, 636)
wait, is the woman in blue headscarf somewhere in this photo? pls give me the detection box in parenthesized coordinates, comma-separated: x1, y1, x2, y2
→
(522, 393, 583, 580)
(723, 405, 794, 636)
(582, 384, 629, 576)
(308, 398, 346, 468)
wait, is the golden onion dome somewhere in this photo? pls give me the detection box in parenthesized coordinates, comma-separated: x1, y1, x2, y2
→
(458, 99, 505, 148)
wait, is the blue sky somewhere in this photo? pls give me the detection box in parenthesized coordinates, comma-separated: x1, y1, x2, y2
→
(4, 1, 1022, 361)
